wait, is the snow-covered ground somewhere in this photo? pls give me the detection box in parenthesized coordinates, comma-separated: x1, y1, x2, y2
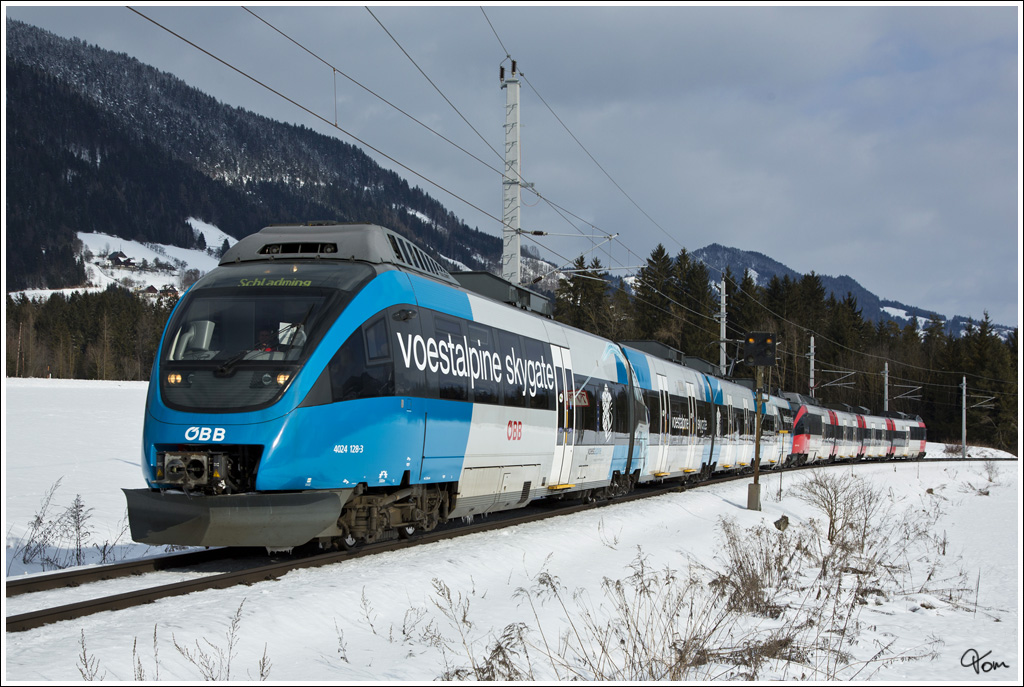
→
(2, 378, 1019, 681)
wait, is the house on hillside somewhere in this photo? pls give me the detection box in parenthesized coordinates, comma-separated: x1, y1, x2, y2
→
(107, 251, 135, 268)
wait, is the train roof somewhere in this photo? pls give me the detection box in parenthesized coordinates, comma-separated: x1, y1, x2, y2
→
(219, 222, 460, 286)
(451, 271, 554, 317)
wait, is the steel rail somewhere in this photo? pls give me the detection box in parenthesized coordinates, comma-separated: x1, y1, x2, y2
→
(5, 456, 1009, 633)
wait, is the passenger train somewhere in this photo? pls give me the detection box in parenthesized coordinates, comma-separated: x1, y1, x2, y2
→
(124, 223, 926, 550)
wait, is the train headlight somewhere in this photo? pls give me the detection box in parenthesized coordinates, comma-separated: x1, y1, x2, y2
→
(167, 373, 182, 385)
(166, 373, 193, 386)
(256, 372, 290, 387)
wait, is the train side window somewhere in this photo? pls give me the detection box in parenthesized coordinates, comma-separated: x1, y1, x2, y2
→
(523, 337, 553, 410)
(391, 306, 427, 397)
(468, 323, 501, 405)
(647, 391, 661, 444)
(364, 316, 390, 361)
(571, 375, 594, 444)
(670, 396, 685, 445)
(329, 321, 394, 402)
(676, 393, 690, 434)
(434, 315, 468, 401)
(612, 383, 630, 438)
(499, 331, 526, 407)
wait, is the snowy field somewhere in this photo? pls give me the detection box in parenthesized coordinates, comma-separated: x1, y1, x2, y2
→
(2, 377, 1019, 682)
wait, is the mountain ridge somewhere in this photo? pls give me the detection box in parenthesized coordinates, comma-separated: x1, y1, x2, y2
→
(5, 19, 1011, 338)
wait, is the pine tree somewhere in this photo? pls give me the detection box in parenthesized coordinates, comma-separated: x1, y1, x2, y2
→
(632, 244, 674, 340)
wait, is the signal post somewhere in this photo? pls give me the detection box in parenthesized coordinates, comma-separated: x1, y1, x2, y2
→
(745, 332, 776, 511)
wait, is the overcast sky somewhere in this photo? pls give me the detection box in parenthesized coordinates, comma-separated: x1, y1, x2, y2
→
(5, 3, 1020, 327)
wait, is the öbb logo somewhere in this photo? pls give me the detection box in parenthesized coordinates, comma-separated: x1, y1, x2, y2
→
(507, 420, 523, 441)
(184, 426, 226, 442)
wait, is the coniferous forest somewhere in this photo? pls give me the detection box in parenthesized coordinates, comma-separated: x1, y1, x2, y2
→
(553, 248, 1018, 455)
(6, 243, 1018, 455)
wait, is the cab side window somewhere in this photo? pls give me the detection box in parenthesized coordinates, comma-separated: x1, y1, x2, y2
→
(329, 315, 394, 402)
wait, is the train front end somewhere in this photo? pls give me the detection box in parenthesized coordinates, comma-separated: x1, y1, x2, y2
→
(125, 224, 388, 549)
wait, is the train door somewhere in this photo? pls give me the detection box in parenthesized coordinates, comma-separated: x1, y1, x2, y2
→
(856, 415, 866, 460)
(741, 396, 754, 466)
(826, 410, 838, 461)
(720, 394, 736, 468)
(758, 399, 777, 466)
(683, 381, 700, 473)
(550, 346, 575, 488)
(652, 373, 670, 476)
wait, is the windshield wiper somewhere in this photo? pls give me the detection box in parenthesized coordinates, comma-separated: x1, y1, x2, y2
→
(213, 307, 315, 378)
(213, 347, 255, 378)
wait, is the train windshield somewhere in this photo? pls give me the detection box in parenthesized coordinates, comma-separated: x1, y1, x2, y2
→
(160, 262, 374, 413)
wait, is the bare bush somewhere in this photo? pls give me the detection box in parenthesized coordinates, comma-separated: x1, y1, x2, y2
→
(982, 460, 1001, 484)
(77, 630, 105, 681)
(504, 551, 820, 681)
(172, 599, 270, 681)
(132, 625, 160, 681)
(421, 509, 951, 682)
(7, 480, 114, 572)
(708, 517, 803, 616)
(790, 470, 860, 545)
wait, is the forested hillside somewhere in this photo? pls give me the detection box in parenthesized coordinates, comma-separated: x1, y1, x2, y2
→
(6, 19, 499, 291)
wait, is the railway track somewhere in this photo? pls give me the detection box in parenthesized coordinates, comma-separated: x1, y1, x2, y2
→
(5, 479, 694, 633)
(4, 456, 1006, 633)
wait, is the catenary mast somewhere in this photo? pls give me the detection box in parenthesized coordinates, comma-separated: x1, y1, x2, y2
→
(500, 61, 522, 284)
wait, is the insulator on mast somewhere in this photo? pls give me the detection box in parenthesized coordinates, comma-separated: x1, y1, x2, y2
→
(500, 66, 505, 82)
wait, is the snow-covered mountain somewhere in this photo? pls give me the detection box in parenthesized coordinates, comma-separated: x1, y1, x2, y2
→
(693, 243, 1015, 339)
(6, 19, 501, 292)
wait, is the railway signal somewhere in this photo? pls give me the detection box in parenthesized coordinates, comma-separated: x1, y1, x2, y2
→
(745, 332, 777, 511)
(743, 332, 776, 367)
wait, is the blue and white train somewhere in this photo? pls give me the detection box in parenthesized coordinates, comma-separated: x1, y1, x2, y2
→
(124, 222, 923, 551)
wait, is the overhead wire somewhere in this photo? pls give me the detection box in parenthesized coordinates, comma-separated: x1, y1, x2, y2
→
(483, 14, 1017, 395)
(364, 6, 507, 169)
(243, 7, 606, 279)
(135, 6, 1013, 402)
(126, 7, 507, 238)
(241, 7, 507, 185)
(478, 14, 1013, 393)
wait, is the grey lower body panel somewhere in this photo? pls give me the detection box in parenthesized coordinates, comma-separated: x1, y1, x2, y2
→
(123, 488, 353, 548)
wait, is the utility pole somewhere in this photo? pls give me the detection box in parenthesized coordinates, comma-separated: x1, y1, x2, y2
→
(500, 61, 521, 285)
(719, 277, 727, 376)
(809, 335, 815, 398)
(962, 376, 967, 460)
(884, 362, 889, 412)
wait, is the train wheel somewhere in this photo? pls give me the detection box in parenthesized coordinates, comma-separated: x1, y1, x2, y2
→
(397, 525, 417, 540)
(340, 533, 360, 551)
